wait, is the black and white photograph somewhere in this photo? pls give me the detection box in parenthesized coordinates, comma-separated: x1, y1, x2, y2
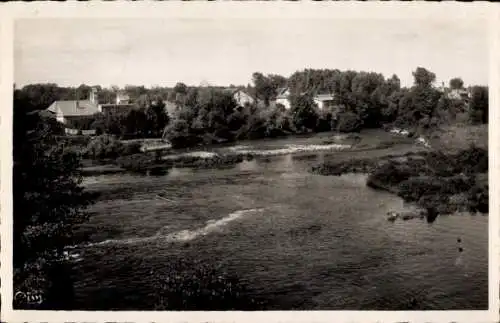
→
(1, 3, 497, 322)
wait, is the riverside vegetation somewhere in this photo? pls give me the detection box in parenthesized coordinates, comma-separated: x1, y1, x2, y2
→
(311, 144, 488, 221)
(13, 67, 488, 309)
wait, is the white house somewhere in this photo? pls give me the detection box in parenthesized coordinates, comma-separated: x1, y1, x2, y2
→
(313, 93, 335, 110)
(447, 88, 470, 101)
(275, 87, 291, 110)
(116, 92, 131, 105)
(274, 88, 336, 111)
(226, 88, 255, 107)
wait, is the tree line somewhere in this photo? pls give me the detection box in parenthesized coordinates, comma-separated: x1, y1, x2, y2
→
(15, 67, 488, 150)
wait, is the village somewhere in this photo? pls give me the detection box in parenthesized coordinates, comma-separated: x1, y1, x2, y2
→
(31, 76, 476, 155)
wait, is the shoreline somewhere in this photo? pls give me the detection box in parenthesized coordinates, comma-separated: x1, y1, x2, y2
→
(310, 146, 489, 220)
(81, 135, 418, 177)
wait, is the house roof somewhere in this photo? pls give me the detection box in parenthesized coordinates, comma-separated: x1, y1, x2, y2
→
(223, 88, 250, 95)
(314, 94, 335, 101)
(222, 88, 256, 102)
(276, 87, 289, 99)
(100, 103, 135, 109)
(47, 100, 100, 117)
(116, 92, 130, 100)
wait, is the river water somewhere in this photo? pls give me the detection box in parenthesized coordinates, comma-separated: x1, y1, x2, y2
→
(74, 133, 488, 310)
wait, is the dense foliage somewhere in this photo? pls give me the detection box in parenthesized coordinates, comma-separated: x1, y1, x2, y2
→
(15, 67, 488, 150)
(90, 100, 169, 139)
(312, 144, 488, 216)
(85, 135, 142, 160)
(369, 146, 488, 214)
(13, 96, 97, 309)
(469, 85, 489, 124)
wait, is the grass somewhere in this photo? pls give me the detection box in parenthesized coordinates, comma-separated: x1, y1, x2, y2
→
(428, 124, 487, 152)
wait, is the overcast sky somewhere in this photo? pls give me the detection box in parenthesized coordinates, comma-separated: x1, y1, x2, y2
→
(14, 18, 489, 88)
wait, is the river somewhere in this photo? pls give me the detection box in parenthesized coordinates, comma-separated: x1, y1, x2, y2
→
(72, 132, 488, 310)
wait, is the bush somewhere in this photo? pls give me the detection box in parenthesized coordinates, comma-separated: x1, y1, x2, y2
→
(418, 194, 452, 215)
(121, 141, 142, 156)
(168, 153, 252, 169)
(456, 145, 488, 174)
(116, 154, 158, 173)
(424, 145, 488, 176)
(467, 183, 489, 213)
(336, 111, 363, 133)
(367, 161, 419, 190)
(85, 135, 125, 160)
(398, 175, 473, 202)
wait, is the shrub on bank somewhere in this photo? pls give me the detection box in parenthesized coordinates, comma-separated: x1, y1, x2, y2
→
(467, 182, 489, 214)
(116, 154, 159, 173)
(85, 135, 145, 160)
(121, 141, 142, 156)
(167, 153, 253, 169)
(312, 144, 488, 216)
(311, 158, 377, 176)
(336, 111, 363, 133)
(425, 145, 488, 176)
(85, 135, 125, 159)
(115, 152, 254, 173)
(151, 257, 269, 310)
(397, 175, 473, 202)
(366, 160, 422, 191)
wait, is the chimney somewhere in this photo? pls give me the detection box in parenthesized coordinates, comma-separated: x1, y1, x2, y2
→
(89, 87, 98, 105)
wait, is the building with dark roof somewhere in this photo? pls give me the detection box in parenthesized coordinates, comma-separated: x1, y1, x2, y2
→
(47, 99, 100, 130)
(46, 88, 137, 135)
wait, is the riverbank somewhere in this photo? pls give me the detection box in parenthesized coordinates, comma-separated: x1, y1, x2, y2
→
(81, 129, 418, 176)
(310, 145, 488, 220)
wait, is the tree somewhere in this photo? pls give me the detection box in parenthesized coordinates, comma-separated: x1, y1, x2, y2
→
(13, 97, 96, 309)
(395, 67, 441, 128)
(185, 87, 199, 108)
(146, 99, 170, 137)
(350, 72, 385, 128)
(380, 89, 405, 124)
(252, 72, 274, 106)
(173, 82, 188, 95)
(90, 113, 125, 137)
(85, 134, 125, 159)
(469, 86, 488, 124)
(123, 108, 148, 137)
(336, 111, 363, 133)
(290, 94, 319, 132)
(14, 84, 67, 111)
(387, 74, 401, 92)
(252, 72, 286, 106)
(412, 67, 436, 88)
(124, 85, 147, 102)
(449, 77, 464, 90)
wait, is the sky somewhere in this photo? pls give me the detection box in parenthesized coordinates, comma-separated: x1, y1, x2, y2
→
(14, 18, 489, 89)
